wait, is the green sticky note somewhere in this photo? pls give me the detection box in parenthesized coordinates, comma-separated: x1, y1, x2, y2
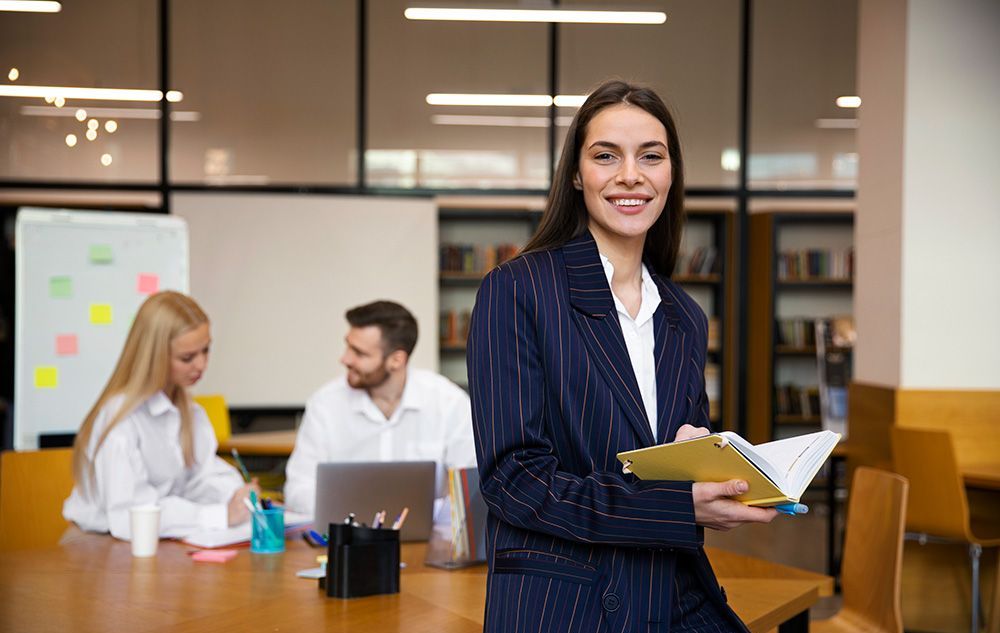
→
(90, 303, 113, 324)
(34, 366, 58, 388)
(49, 276, 72, 298)
(89, 244, 114, 264)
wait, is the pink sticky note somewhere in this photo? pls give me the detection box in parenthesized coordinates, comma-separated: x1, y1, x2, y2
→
(191, 549, 239, 563)
(56, 334, 78, 356)
(137, 273, 160, 295)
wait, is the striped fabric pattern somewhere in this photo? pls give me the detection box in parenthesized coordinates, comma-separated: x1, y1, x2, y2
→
(467, 231, 746, 633)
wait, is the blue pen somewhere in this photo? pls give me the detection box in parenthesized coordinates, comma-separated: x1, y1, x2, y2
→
(308, 530, 328, 546)
(775, 503, 809, 515)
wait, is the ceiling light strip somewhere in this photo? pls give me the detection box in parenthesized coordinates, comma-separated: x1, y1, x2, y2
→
(426, 93, 587, 107)
(404, 7, 665, 25)
(20, 105, 201, 121)
(0, 1, 61, 12)
(0, 85, 183, 102)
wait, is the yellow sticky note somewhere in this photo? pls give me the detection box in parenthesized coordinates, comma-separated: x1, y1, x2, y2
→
(35, 366, 58, 388)
(90, 304, 113, 324)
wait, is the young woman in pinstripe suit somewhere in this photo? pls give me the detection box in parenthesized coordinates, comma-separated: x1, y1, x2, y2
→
(468, 80, 777, 633)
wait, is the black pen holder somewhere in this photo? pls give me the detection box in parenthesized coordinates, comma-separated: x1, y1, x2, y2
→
(325, 522, 400, 599)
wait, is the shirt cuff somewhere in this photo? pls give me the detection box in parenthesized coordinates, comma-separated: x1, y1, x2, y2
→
(197, 503, 229, 531)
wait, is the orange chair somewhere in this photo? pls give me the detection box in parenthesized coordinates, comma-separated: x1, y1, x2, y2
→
(812, 467, 909, 633)
(892, 427, 1000, 633)
(0, 448, 75, 550)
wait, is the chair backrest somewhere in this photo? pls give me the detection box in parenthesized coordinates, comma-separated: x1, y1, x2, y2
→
(0, 448, 75, 551)
(194, 394, 231, 443)
(890, 426, 971, 540)
(839, 467, 909, 633)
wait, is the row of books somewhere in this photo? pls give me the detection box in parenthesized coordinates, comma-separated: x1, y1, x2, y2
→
(777, 248, 854, 280)
(704, 363, 721, 421)
(440, 309, 471, 347)
(774, 383, 821, 418)
(673, 246, 719, 276)
(440, 243, 520, 276)
(775, 316, 855, 349)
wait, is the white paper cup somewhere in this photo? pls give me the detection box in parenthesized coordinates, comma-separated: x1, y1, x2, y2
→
(129, 504, 161, 557)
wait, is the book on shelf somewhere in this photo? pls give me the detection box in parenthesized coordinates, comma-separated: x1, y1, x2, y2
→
(440, 243, 520, 276)
(707, 317, 720, 352)
(816, 316, 855, 438)
(704, 363, 720, 421)
(674, 246, 719, 277)
(617, 430, 841, 506)
(777, 248, 854, 281)
(439, 309, 471, 347)
(774, 384, 821, 418)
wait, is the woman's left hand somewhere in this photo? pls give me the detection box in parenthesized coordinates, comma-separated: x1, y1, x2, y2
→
(673, 424, 710, 442)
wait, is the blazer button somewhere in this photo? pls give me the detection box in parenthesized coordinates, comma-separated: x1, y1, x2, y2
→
(602, 593, 621, 612)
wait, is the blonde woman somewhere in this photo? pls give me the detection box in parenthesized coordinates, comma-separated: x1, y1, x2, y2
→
(63, 291, 258, 540)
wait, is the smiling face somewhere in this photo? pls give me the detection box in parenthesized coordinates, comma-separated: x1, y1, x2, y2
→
(340, 325, 393, 389)
(168, 322, 211, 390)
(574, 103, 673, 252)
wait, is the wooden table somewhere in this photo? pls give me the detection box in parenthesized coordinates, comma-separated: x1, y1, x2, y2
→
(963, 462, 1000, 490)
(219, 430, 297, 456)
(0, 532, 830, 633)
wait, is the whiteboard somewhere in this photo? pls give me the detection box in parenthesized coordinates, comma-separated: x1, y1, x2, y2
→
(174, 192, 438, 407)
(14, 209, 189, 450)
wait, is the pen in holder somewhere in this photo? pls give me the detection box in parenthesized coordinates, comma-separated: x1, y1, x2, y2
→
(325, 522, 400, 599)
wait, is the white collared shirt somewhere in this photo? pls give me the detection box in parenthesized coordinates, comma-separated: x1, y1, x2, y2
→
(600, 254, 661, 438)
(63, 391, 245, 540)
(283, 368, 478, 517)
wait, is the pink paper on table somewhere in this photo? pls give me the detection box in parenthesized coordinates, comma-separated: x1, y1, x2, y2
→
(190, 549, 239, 563)
(55, 334, 78, 356)
(137, 273, 160, 295)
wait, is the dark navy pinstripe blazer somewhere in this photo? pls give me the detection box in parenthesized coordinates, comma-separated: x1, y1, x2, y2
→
(467, 231, 745, 633)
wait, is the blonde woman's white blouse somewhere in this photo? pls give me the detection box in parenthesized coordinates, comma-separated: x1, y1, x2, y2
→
(63, 391, 245, 540)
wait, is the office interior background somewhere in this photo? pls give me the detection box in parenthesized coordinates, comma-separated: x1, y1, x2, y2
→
(1, 2, 998, 631)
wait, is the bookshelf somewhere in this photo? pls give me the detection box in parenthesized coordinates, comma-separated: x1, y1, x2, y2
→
(746, 210, 854, 444)
(436, 197, 544, 389)
(676, 205, 737, 432)
(435, 198, 736, 434)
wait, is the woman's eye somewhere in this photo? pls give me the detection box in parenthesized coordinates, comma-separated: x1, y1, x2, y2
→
(181, 355, 195, 363)
(642, 153, 664, 162)
(594, 152, 616, 161)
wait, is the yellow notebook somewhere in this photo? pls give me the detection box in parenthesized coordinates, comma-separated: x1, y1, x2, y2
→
(616, 430, 841, 506)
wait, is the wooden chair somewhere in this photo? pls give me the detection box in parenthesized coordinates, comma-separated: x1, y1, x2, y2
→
(892, 427, 1000, 633)
(194, 394, 232, 444)
(0, 448, 75, 550)
(812, 467, 909, 633)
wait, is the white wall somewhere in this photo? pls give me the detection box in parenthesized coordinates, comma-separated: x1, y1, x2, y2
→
(855, 0, 1000, 389)
(899, 0, 1000, 388)
(174, 193, 438, 407)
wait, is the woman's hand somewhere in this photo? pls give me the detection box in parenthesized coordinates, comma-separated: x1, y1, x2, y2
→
(673, 424, 711, 442)
(227, 478, 261, 526)
(693, 479, 778, 531)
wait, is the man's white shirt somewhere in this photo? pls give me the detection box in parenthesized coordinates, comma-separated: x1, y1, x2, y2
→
(283, 368, 478, 518)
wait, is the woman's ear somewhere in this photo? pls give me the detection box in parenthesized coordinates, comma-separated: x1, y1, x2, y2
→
(573, 173, 583, 190)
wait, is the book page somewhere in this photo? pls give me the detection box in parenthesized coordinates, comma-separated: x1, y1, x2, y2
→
(719, 431, 787, 491)
(751, 431, 838, 498)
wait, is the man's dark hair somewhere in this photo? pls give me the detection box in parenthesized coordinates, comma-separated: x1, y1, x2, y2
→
(345, 300, 418, 357)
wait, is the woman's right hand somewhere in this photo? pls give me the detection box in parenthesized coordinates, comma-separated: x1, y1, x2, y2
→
(227, 478, 261, 526)
(692, 479, 778, 531)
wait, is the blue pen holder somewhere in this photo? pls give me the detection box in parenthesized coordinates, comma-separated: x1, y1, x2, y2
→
(250, 507, 285, 554)
(325, 522, 400, 598)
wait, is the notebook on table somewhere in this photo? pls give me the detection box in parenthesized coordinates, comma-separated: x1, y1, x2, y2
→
(314, 461, 436, 542)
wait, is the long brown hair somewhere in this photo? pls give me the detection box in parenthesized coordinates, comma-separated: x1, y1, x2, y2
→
(522, 79, 686, 277)
(71, 291, 209, 495)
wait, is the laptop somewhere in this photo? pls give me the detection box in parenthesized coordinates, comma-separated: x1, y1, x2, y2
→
(314, 461, 437, 542)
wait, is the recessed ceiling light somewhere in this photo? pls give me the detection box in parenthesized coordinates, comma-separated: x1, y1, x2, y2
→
(8, 68, 19, 81)
(104, 120, 117, 133)
(64, 133, 76, 147)
(404, 7, 666, 25)
(835, 96, 861, 108)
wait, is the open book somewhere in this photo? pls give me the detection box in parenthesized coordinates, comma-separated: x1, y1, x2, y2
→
(616, 430, 841, 506)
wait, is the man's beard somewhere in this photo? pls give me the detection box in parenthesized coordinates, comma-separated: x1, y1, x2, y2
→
(346, 362, 391, 389)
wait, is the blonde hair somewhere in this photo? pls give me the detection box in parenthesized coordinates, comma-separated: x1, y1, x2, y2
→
(72, 291, 209, 494)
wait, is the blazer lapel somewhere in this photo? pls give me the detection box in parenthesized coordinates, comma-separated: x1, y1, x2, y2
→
(563, 232, 656, 448)
(650, 272, 695, 444)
